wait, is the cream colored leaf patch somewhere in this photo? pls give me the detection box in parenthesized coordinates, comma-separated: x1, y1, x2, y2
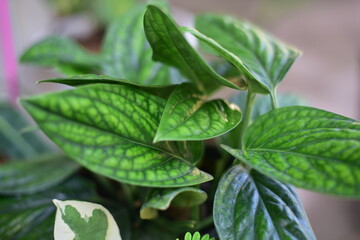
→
(53, 199, 122, 240)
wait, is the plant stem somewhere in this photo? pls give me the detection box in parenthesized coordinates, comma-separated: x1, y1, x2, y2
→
(238, 90, 256, 150)
(270, 91, 278, 109)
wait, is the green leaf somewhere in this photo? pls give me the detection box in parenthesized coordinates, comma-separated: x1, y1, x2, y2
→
(101, 5, 186, 85)
(222, 106, 360, 197)
(195, 14, 301, 94)
(20, 37, 99, 75)
(0, 101, 51, 160)
(53, 200, 121, 240)
(154, 83, 242, 141)
(144, 5, 243, 93)
(214, 165, 316, 240)
(0, 177, 96, 240)
(0, 154, 80, 194)
(38, 74, 178, 99)
(177, 232, 215, 240)
(140, 187, 207, 219)
(21, 84, 212, 187)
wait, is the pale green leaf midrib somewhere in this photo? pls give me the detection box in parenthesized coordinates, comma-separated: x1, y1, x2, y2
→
(246, 117, 359, 147)
(26, 101, 192, 164)
(249, 148, 360, 168)
(252, 128, 360, 150)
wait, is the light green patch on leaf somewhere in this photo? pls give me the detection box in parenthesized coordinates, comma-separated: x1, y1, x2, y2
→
(21, 84, 212, 187)
(20, 37, 99, 75)
(140, 187, 207, 219)
(0, 154, 79, 195)
(144, 5, 244, 93)
(222, 106, 360, 197)
(101, 4, 186, 85)
(53, 200, 121, 240)
(154, 83, 242, 142)
(195, 14, 301, 94)
(214, 165, 316, 240)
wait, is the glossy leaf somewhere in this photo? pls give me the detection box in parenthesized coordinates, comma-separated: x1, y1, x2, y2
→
(154, 83, 242, 142)
(53, 200, 121, 240)
(223, 106, 360, 197)
(144, 5, 243, 92)
(214, 165, 316, 240)
(38, 74, 177, 98)
(101, 5, 186, 85)
(0, 177, 96, 240)
(195, 14, 301, 94)
(0, 154, 79, 194)
(21, 84, 212, 187)
(20, 37, 99, 75)
(140, 187, 207, 219)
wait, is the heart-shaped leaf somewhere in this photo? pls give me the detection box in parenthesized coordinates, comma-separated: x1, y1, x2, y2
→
(154, 83, 241, 141)
(101, 5, 186, 85)
(0, 177, 96, 240)
(222, 106, 360, 197)
(20, 37, 99, 75)
(140, 187, 207, 219)
(0, 154, 79, 195)
(53, 200, 121, 240)
(214, 165, 315, 240)
(195, 14, 301, 94)
(144, 5, 243, 93)
(21, 84, 212, 187)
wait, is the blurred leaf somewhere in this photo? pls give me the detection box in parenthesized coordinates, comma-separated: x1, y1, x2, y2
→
(20, 37, 99, 75)
(0, 177, 96, 240)
(0, 101, 51, 161)
(140, 187, 207, 219)
(0, 154, 79, 195)
(101, 5, 186, 85)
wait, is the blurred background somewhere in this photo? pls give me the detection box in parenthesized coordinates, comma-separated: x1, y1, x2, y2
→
(1, 0, 359, 239)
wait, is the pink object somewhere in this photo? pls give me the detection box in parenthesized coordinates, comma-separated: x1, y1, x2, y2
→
(0, 0, 19, 105)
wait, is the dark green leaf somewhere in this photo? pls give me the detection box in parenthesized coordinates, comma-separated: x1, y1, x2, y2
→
(21, 84, 212, 187)
(0, 177, 96, 240)
(20, 37, 99, 75)
(195, 14, 301, 94)
(154, 83, 241, 141)
(101, 5, 186, 85)
(223, 106, 360, 197)
(214, 165, 315, 240)
(144, 5, 243, 93)
(0, 101, 51, 160)
(0, 154, 80, 194)
(38, 74, 178, 99)
(140, 187, 207, 219)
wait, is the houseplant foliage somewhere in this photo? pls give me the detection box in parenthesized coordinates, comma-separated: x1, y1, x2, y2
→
(2, 1, 359, 239)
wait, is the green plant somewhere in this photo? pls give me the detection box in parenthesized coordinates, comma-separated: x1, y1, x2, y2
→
(1, 2, 359, 240)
